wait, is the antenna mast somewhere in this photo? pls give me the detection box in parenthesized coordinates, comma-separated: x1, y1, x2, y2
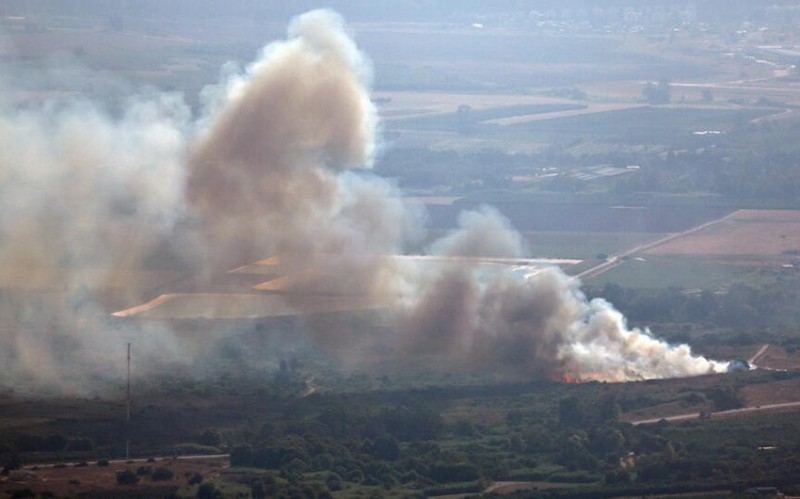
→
(126, 342, 131, 461)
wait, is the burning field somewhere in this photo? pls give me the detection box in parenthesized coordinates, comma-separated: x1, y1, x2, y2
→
(0, 10, 730, 394)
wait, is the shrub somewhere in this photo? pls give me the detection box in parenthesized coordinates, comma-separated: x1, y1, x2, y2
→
(97, 460, 110, 467)
(196, 482, 223, 499)
(10, 489, 35, 498)
(548, 470, 602, 483)
(116, 469, 139, 485)
(151, 467, 174, 481)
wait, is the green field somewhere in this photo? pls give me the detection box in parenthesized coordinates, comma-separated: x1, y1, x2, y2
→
(585, 255, 762, 290)
(391, 103, 587, 131)
(522, 231, 665, 260)
(508, 106, 775, 143)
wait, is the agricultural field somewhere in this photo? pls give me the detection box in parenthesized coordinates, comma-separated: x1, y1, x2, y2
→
(587, 209, 800, 290)
(645, 209, 800, 263)
(511, 104, 770, 135)
(584, 255, 763, 290)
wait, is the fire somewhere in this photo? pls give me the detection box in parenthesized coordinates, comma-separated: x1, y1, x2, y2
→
(556, 372, 580, 384)
(554, 371, 608, 384)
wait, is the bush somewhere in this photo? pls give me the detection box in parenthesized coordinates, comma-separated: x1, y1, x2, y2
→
(423, 481, 484, 496)
(198, 429, 222, 447)
(97, 459, 109, 467)
(430, 462, 480, 483)
(370, 435, 401, 461)
(151, 467, 174, 481)
(116, 469, 139, 485)
(196, 482, 223, 499)
(10, 489, 35, 498)
(2, 455, 22, 475)
(326, 473, 343, 491)
(548, 471, 602, 483)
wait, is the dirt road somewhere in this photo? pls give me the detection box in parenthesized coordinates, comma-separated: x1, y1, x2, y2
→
(749, 344, 770, 366)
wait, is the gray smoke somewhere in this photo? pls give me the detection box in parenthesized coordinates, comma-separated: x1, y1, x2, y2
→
(0, 86, 192, 392)
(398, 210, 727, 381)
(0, 9, 727, 394)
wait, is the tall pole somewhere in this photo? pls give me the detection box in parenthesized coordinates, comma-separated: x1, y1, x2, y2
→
(126, 342, 130, 461)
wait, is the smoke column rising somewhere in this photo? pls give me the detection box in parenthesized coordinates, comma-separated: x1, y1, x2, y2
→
(0, 10, 728, 393)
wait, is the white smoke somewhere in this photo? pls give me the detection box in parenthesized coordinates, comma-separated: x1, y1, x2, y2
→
(0, 9, 728, 394)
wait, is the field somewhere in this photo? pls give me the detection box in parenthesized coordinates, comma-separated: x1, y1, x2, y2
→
(375, 92, 584, 120)
(645, 209, 800, 263)
(575, 209, 800, 289)
(585, 255, 762, 290)
(523, 231, 664, 260)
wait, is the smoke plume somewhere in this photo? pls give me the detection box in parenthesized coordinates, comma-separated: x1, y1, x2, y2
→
(0, 9, 727, 394)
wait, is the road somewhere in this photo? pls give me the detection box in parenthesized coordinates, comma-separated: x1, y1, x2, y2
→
(576, 211, 737, 280)
(749, 344, 770, 366)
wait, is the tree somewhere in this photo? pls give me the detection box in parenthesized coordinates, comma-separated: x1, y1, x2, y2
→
(708, 385, 743, 411)
(643, 79, 671, 104)
(197, 429, 222, 447)
(370, 435, 401, 461)
(505, 409, 524, 426)
(456, 104, 474, 134)
(558, 396, 584, 427)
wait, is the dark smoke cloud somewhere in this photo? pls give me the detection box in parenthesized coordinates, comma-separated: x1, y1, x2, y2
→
(0, 9, 727, 394)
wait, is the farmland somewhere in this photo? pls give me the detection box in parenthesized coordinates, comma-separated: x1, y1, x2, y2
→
(645, 209, 800, 262)
(583, 209, 800, 289)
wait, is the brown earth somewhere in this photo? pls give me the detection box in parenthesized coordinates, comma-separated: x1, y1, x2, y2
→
(742, 375, 800, 407)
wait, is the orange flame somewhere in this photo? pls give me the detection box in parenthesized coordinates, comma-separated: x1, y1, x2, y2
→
(553, 371, 608, 384)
